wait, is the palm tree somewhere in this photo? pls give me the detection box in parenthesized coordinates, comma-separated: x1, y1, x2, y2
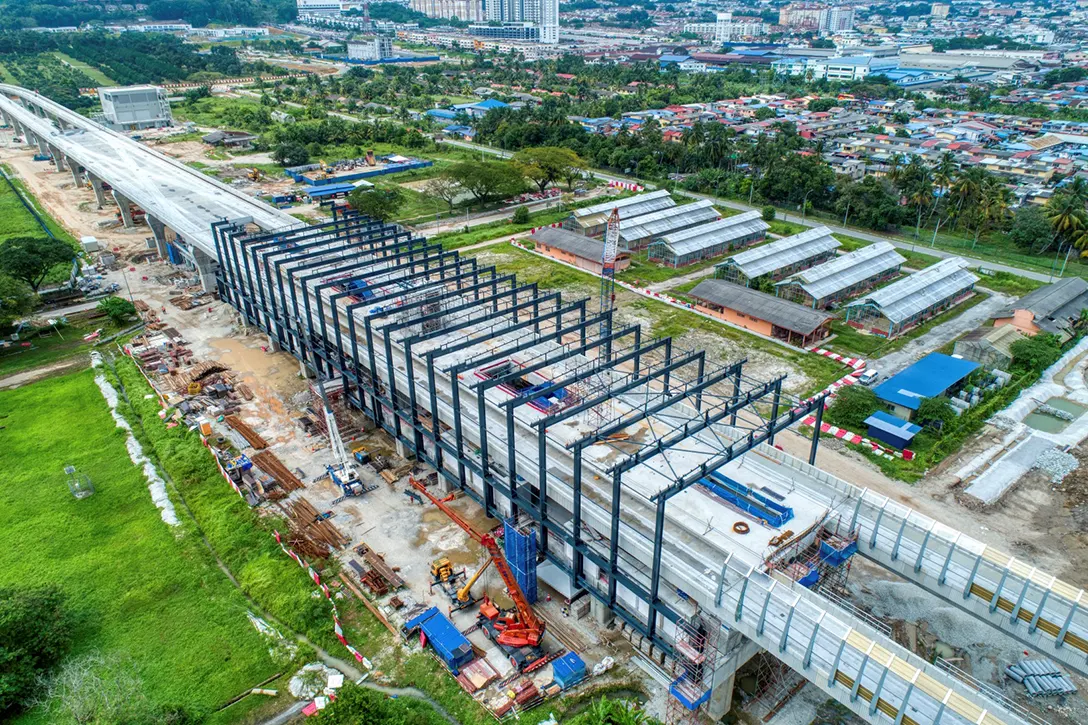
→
(886, 153, 904, 182)
(950, 166, 986, 231)
(1046, 189, 1088, 253)
(972, 178, 1012, 248)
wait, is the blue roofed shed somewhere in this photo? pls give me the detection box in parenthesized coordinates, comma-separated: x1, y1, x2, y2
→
(865, 410, 922, 449)
(426, 108, 458, 120)
(873, 353, 980, 419)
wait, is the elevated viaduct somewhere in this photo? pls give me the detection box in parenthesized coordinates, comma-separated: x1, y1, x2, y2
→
(2, 85, 1085, 725)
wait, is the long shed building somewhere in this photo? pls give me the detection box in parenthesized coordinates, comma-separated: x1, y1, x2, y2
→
(618, 199, 721, 250)
(688, 277, 833, 347)
(531, 226, 631, 275)
(647, 210, 768, 268)
(774, 241, 905, 308)
(714, 225, 840, 287)
(564, 189, 675, 237)
(843, 257, 978, 338)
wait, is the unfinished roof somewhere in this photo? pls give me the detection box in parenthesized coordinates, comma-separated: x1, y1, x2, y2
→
(572, 189, 675, 229)
(689, 278, 832, 335)
(959, 324, 1024, 357)
(848, 257, 978, 324)
(775, 242, 905, 301)
(996, 277, 1088, 336)
(655, 211, 768, 257)
(531, 226, 612, 261)
(618, 199, 720, 244)
(717, 226, 840, 279)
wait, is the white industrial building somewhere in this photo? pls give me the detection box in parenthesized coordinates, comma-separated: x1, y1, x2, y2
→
(347, 36, 394, 60)
(96, 85, 172, 132)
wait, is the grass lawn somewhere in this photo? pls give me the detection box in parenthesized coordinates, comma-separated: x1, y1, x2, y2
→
(0, 315, 123, 378)
(767, 218, 808, 237)
(618, 251, 720, 285)
(0, 369, 278, 723)
(976, 270, 1044, 296)
(53, 52, 116, 86)
(827, 292, 989, 358)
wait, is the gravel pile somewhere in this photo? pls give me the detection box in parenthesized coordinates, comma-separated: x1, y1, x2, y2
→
(1033, 448, 1079, 483)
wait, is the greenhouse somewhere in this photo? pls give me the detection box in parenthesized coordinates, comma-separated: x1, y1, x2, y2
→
(646, 211, 768, 268)
(565, 189, 675, 236)
(714, 226, 840, 286)
(843, 257, 979, 338)
(774, 241, 905, 308)
(618, 199, 720, 250)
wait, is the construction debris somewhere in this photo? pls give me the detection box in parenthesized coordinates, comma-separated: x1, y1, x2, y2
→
(1005, 659, 1078, 697)
(1033, 448, 1079, 483)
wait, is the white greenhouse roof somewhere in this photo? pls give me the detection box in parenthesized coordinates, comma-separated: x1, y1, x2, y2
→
(654, 211, 769, 257)
(618, 199, 720, 243)
(572, 189, 675, 228)
(718, 225, 840, 279)
(847, 257, 979, 324)
(776, 242, 905, 301)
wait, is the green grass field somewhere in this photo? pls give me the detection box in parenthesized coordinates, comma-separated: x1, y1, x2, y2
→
(0, 315, 123, 378)
(52, 52, 116, 86)
(0, 369, 278, 723)
(827, 292, 989, 358)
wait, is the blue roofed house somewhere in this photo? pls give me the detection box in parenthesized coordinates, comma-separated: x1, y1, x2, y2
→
(453, 98, 509, 118)
(426, 108, 458, 121)
(865, 410, 922, 450)
(873, 352, 980, 420)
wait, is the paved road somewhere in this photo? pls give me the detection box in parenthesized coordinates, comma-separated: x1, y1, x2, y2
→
(866, 291, 1013, 378)
(442, 139, 1059, 284)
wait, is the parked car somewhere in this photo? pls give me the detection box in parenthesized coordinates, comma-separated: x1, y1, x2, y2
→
(858, 369, 880, 386)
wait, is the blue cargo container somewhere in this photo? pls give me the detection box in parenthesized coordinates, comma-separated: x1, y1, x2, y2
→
(552, 652, 586, 689)
(503, 521, 538, 604)
(404, 607, 475, 674)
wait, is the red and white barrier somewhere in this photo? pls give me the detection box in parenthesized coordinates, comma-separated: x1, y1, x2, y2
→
(608, 180, 644, 192)
(528, 222, 562, 234)
(810, 347, 867, 371)
(801, 416, 914, 460)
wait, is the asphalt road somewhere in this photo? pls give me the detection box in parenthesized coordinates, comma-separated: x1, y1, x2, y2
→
(440, 139, 1059, 284)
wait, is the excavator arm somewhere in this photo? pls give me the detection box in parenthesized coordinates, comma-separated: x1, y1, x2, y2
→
(457, 558, 492, 602)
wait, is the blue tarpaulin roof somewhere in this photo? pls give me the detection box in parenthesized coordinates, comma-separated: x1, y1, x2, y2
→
(865, 410, 922, 439)
(873, 353, 980, 410)
(303, 183, 356, 198)
(404, 607, 475, 673)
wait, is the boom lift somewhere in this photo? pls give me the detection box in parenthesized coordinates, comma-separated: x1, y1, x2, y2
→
(409, 476, 546, 668)
(315, 379, 376, 498)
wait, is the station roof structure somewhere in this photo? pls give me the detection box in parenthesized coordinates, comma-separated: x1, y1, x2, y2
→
(848, 257, 978, 324)
(717, 225, 839, 280)
(775, 241, 905, 301)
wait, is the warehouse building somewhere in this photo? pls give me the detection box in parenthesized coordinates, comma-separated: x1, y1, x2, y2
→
(564, 190, 675, 237)
(992, 277, 1088, 343)
(874, 352, 980, 420)
(688, 278, 833, 347)
(530, 226, 631, 274)
(647, 211, 768, 268)
(843, 257, 978, 338)
(618, 199, 721, 250)
(714, 225, 839, 287)
(774, 242, 905, 309)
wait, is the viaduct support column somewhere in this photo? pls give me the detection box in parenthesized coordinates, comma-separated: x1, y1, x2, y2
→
(147, 215, 169, 259)
(705, 632, 762, 721)
(48, 145, 66, 172)
(35, 134, 48, 156)
(113, 190, 134, 227)
(89, 174, 107, 208)
(69, 162, 82, 188)
(193, 247, 218, 294)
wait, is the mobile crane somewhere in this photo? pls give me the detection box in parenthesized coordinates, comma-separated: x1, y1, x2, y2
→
(315, 378, 376, 499)
(409, 476, 546, 669)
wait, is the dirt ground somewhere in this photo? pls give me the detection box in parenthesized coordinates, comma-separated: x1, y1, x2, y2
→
(8, 131, 1087, 722)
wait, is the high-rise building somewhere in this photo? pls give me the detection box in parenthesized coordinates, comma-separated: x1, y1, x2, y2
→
(410, 0, 484, 22)
(826, 6, 854, 32)
(485, 0, 557, 43)
(778, 3, 828, 30)
(715, 12, 764, 42)
(930, 2, 950, 17)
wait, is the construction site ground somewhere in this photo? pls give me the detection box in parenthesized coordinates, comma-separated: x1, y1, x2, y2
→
(5, 135, 1088, 725)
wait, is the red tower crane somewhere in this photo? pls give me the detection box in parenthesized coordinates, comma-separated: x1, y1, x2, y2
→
(409, 476, 545, 649)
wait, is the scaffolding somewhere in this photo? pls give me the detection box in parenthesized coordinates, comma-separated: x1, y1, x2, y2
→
(667, 611, 721, 725)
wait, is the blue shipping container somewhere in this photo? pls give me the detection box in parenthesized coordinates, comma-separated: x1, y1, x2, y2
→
(404, 607, 475, 674)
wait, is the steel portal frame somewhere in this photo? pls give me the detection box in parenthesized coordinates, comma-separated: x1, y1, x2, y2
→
(214, 211, 827, 657)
